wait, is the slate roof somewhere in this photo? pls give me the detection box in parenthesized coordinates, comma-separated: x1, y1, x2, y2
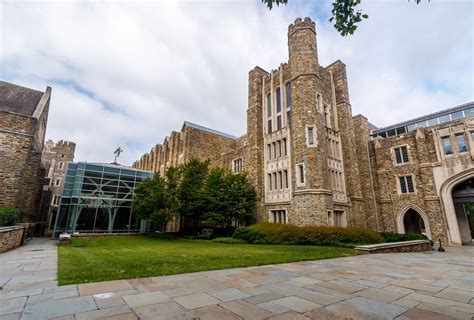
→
(0, 81, 44, 116)
(183, 121, 237, 139)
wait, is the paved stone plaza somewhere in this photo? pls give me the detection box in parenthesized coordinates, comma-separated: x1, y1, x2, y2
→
(0, 239, 473, 319)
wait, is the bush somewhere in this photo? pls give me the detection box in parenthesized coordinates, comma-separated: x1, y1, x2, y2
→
(233, 223, 383, 246)
(232, 227, 266, 243)
(380, 232, 428, 243)
(212, 237, 247, 244)
(0, 207, 20, 227)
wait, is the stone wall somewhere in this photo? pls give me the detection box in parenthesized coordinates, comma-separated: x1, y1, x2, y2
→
(0, 112, 47, 222)
(0, 226, 25, 253)
(0, 85, 51, 224)
(367, 127, 448, 242)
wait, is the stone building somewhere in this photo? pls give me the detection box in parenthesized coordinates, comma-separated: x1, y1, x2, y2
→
(41, 139, 76, 235)
(0, 81, 51, 223)
(134, 18, 473, 245)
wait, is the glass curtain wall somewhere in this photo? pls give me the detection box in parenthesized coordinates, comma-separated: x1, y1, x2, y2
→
(53, 162, 153, 238)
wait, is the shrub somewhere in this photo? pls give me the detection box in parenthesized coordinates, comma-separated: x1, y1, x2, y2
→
(380, 232, 428, 243)
(0, 207, 20, 227)
(233, 223, 383, 246)
(212, 237, 246, 244)
(232, 227, 266, 243)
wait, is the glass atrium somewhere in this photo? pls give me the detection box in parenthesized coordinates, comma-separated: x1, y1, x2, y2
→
(52, 162, 153, 238)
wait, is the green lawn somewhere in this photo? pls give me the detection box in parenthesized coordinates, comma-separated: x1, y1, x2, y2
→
(58, 236, 362, 285)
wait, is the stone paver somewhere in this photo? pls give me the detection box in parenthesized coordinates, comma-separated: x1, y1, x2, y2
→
(174, 293, 220, 310)
(271, 296, 321, 313)
(256, 302, 289, 315)
(209, 288, 251, 302)
(192, 305, 243, 320)
(122, 291, 169, 308)
(0, 238, 473, 319)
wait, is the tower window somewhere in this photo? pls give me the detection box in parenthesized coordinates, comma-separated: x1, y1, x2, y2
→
(283, 138, 287, 156)
(273, 172, 278, 190)
(456, 134, 467, 153)
(58, 162, 65, 170)
(276, 88, 282, 113)
(266, 93, 272, 117)
(267, 93, 272, 134)
(297, 163, 305, 185)
(284, 170, 288, 188)
(268, 174, 272, 191)
(394, 146, 409, 164)
(285, 82, 291, 109)
(276, 87, 282, 130)
(279, 171, 283, 189)
(307, 127, 315, 146)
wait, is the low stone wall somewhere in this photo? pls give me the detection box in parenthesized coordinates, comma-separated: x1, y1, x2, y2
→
(0, 225, 25, 253)
(355, 240, 432, 254)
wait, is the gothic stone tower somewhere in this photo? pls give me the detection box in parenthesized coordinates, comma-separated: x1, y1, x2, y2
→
(288, 18, 333, 225)
(254, 17, 366, 227)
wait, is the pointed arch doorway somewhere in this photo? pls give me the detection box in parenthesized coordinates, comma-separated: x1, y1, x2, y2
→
(397, 205, 432, 239)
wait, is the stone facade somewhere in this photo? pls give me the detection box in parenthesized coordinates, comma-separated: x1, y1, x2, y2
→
(134, 17, 474, 245)
(0, 81, 51, 223)
(41, 139, 76, 235)
(0, 226, 25, 253)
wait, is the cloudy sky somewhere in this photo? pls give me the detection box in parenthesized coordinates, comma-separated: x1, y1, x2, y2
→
(1, 0, 473, 165)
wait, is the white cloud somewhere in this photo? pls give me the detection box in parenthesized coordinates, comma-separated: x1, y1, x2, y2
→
(1, 0, 472, 164)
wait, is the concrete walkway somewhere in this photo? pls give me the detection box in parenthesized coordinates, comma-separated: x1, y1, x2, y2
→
(0, 239, 473, 320)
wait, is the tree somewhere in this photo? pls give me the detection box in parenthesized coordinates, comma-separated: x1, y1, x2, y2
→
(262, 0, 425, 36)
(178, 158, 210, 233)
(133, 173, 176, 232)
(202, 168, 257, 234)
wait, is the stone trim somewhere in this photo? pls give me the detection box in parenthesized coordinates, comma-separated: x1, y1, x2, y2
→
(355, 240, 431, 253)
(0, 128, 34, 137)
(293, 188, 332, 196)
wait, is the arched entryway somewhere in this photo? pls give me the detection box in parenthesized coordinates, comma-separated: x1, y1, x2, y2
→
(403, 209, 425, 234)
(451, 179, 474, 244)
(440, 169, 474, 245)
(397, 205, 432, 239)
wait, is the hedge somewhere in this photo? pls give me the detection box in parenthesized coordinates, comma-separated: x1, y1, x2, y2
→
(211, 237, 247, 244)
(0, 206, 20, 227)
(380, 232, 429, 243)
(233, 223, 383, 246)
